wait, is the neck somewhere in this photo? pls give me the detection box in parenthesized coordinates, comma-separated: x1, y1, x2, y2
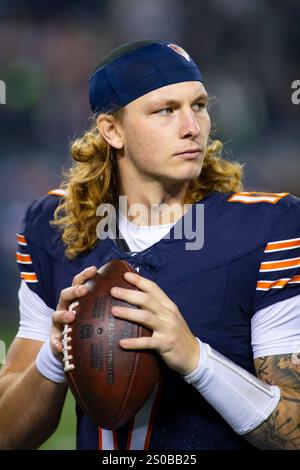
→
(118, 182, 189, 227)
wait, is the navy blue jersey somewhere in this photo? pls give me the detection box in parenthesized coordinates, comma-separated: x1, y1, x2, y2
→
(16, 190, 300, 450)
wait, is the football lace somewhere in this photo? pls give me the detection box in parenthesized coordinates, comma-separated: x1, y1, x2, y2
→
(62, 324, 75, 372)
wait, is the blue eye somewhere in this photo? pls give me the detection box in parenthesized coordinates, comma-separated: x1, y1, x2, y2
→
(193, 103, 206, 111)
(157, 107, 173, 115)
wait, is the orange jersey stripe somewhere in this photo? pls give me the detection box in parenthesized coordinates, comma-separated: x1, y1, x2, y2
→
(229, 191, 289, 198)
(228, 191, 289, 204)
(21, 272, 38, 282)
(257, 275, 300, 290)
(257, 279, 290, 290)
(260, 257, 300, 271)
(16, 234, 27, 245)
(265, 238, 300, 252)
(16, 252, 32, 264)
(48, 189, 66, 197)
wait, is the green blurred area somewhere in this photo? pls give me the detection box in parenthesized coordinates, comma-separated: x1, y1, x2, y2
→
(1, 327, 76, 450)
(40, 390, 76, 450)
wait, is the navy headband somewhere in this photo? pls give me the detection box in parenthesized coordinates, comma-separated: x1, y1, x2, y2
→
(89, 40, 203, 113)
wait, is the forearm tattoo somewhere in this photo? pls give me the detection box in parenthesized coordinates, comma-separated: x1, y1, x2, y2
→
(244, 353, 300, 450)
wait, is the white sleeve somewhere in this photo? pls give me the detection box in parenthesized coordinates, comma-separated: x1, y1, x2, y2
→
(17, 280, 54, 342)
(251, 294, 300, 358)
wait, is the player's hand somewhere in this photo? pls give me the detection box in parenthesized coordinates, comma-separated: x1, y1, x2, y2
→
(110, 272, 200, 375)
(50, 266, 97, 358)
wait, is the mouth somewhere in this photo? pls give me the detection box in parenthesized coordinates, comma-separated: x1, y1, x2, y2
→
(175, 148, 202, 159)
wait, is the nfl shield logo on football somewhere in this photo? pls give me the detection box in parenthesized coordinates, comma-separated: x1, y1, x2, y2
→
(167, 44, 191, 62)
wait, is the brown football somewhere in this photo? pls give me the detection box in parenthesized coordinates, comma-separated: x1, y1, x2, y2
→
(62, 259, 160, 430)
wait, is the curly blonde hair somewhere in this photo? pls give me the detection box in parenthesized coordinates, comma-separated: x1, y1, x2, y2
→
(52, 112, 244, 259)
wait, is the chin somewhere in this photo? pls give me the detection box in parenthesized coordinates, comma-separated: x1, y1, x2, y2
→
(177, 168, 203, 181)
(162, 174, 200, 186)
(156, 165, 203, 185)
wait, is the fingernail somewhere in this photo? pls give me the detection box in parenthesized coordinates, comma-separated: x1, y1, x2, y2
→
(111, 287, 120, 295)
(111, 307, 120, 314)
(87, 265, 96, 271)
(125, 272, 135, 280)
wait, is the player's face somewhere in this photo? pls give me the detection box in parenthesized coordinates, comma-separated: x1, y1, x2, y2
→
(118, 81, 210, 187)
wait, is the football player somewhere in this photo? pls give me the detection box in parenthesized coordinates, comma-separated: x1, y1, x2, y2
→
(0, 40, 300, 450)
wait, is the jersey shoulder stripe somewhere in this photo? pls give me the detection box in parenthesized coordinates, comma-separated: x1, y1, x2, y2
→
(257, 276, 300, 291)
(264, 237, 300, 252)
(20, 272, 38, 283)
(253, 193, 300, 304)
(16, 233, 27, 246)
(16, 252, 32, 264)
(16, 192, 62, 302)
(227, 191, 289, 204)
(48, 188, 66, 197)
(259, 256, 300, 272)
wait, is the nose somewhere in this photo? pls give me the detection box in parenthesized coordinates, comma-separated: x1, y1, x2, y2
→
(179, 108, 201, 139)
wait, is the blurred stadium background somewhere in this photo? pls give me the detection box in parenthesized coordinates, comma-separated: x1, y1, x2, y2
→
(0, 0, 299, 449)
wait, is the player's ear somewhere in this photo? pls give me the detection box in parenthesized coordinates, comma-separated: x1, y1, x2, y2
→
(96, 114, 124, 150)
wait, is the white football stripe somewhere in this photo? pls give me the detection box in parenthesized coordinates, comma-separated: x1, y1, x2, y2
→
(128, 383, 160, 450)
(100, 429, 115, 450)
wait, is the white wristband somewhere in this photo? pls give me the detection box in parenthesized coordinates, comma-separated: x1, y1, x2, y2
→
(183, 338, 281, 435)
(35, 337, 66, 383)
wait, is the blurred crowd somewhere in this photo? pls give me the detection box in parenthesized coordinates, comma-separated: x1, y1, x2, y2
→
(0, 0, 299, 320)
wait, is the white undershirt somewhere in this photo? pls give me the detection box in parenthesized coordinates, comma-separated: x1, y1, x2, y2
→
(117, 210, 175, 252)
(17, 216, 300, 359)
